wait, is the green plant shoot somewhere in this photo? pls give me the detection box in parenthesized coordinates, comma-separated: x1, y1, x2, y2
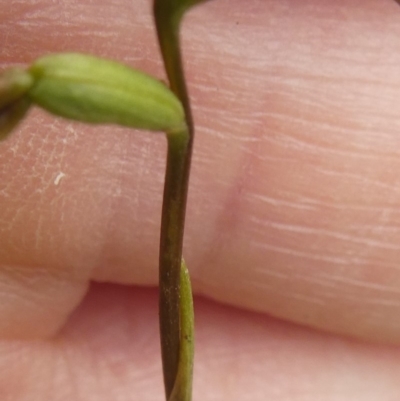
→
(0, 0, 214, 399)
(0, 49, 194, 401)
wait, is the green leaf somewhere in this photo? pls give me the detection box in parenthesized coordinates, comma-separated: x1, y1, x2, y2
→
(168, 259, 194, 401)
(28, 53, 186, 134)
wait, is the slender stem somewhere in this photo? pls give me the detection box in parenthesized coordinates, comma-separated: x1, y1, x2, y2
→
(154, 7, 194, 131)
(154, 4, 195, 399)
(159, 130, 190, 398)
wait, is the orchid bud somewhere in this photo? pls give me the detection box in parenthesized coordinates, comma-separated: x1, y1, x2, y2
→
(28, 53, 186, 135)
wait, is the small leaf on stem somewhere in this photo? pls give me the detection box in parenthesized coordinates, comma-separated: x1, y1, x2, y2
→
(168, 259, 194, 401)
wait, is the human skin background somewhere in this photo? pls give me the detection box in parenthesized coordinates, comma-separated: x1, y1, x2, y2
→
(1, 0, 400, 399)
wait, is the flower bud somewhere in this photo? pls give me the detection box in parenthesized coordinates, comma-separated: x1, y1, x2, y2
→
(28, 53, 186, 134)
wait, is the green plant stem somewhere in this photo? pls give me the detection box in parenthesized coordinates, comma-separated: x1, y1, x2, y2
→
(159, 129, 191, 399)
(154, 4, 194, 399)
(154, 6, 193, 129)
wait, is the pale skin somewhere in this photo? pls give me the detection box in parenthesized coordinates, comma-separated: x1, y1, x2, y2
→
(1, 0, 400, 399)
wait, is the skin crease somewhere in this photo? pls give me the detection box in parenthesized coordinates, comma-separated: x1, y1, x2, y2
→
(1, 0, 400, 399)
